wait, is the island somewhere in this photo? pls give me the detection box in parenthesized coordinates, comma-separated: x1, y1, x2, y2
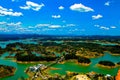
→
(0, 36, 120, 80)
(98, 60, 116, 68)
(0, 65, 16, 78)
(77, 56, 91, 65)
(117, 62, 120, 66)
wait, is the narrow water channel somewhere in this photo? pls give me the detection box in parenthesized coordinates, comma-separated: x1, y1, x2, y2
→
(49, 52, 120, 76)
(0, 40, 120, 80)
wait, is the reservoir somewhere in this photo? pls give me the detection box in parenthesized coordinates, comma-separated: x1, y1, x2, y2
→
(49, 52, 120, 76)
(0, 40, 120, 80)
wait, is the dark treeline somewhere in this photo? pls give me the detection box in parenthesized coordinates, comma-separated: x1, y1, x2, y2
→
(64, 53, 78, 60)
(98, 61, 115, 67)
(66, 42, 103, 53)
(0, 38, 120, 62)
(117, 62, 120, 65)
(15, 51, 58, 61)
(0, 65, 16, 78)
(0, 47, 6, 55)
(2, 39, 120, 56)
(102, 45, 120, 54)
(64, 53, 91, 64)
(78, 56, 91, 64)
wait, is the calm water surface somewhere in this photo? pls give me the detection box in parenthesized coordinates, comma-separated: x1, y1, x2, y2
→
(0, 40, 120, 80)
(49, 52, 120, 76)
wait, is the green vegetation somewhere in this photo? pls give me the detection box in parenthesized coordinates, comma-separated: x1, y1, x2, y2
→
(117, 62, 120, 66)
(0, 47, 5, 56)
(87, 72, 115, 80)
(0, 65, 16, 78)
(78, 56, 91, 64)
(16, 52, 58, 61)
(0, 38, 119, 80)
(98, 61, 115, 67)
(0, 39, 119, 62)
(103, 45, 120, 55)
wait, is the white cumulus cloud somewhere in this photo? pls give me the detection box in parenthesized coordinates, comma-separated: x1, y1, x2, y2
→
(0, 6, 23, 16)
(58, 6, 64, 10)
(94, 24, 117, 30)
(49, 25, 61, 28)
(70, 3, 94, 12)
(20, 1, 44, 11)
(35, 24, 50, 28)
(35, 24, 61, 29)
(94, 24, 100, 27)
(52, 15, 61, 19)
(110, 26, 116, 29)
(92, 14, 103, 20)
(100, 26, 109, 30)
(105, 1, 110, 6)
(34, 23, 76, 29)
(6, 22, 22, 27)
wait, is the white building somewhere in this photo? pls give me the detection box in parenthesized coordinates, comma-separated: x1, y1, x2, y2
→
(29, 64, 46, 72)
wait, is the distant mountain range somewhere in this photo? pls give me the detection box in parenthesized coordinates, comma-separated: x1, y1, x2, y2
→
(0, 34, 120, 41)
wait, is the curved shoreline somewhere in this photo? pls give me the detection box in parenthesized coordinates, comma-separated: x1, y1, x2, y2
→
(104, 51, 120, 56)
(77, 62, 91, 66)
(0, 66, 16, 78)
(97, 64, 116, 68)
(14, 59, 91, 66)
(59, 59, 91, 66)
(0, 73, 15, 78)
(76, 52, 104, 59)
(13, 59, 51, 64)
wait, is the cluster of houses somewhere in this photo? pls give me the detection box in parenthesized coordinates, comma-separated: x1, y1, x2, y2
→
(29, 64, 46, 72)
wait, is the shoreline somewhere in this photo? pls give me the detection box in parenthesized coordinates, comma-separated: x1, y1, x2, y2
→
(0, 73, 14, 78)
(13, 59, 54, 64)
(58, 59, 91, 66)
(104, 51, 120, 56)
(76, 52, 104, 59)
(14, 59, 91, 66)
(0, 67, 16, 78)
(97, 64, 116, 68)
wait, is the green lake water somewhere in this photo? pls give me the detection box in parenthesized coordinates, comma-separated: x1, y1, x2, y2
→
(0, 63, 34, 80)
(49, 52, 120, 76)
(0, 54, 37, 80)
(0, 40, 120, 80)
(0, 39, 38, 49)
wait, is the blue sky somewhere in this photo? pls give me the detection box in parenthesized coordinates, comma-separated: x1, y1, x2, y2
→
(0, 0, 120, 35)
